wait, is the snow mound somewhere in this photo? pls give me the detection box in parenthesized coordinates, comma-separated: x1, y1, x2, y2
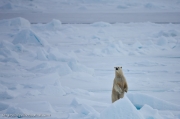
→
(17, 101, 55, 113)
(127, 92, 180, 110)
(12, 29, 44, 46)
(91, 22, 111, 27)
(69, 98, 99, 119)
(140, 104, 163, 119)
(0, 17, 30, 28)
(100, 96, 144, 119)
(0, 102, 9, 111)
(46, 19, 62, 30)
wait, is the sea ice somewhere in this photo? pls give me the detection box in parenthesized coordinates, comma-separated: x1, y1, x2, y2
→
(100, 96, 144, 119)
(127, 92, 180, 110)
(140, 104, 163, 119)
(12, 29, 44, 46)
(69, 98, 100, 119)
(91, 22, 111, 27)
(0, 17, 30, 28)
(46, 19, 62, 30)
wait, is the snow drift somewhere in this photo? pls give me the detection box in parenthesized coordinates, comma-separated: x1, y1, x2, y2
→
(127, 92, 180, 110)
(0, 17, 30, 28)
(100, 96, 144, 119)
(46, 19, 62, 30)
(140, 104, 163, 119)
(12, 29, 44, 46)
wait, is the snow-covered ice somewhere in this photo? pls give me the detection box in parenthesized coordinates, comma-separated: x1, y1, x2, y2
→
(13, 29, 44, 46)
(127, 92, 180, 110)
(0, 17, 180, 119)
(0, 0, 180, 119)
(0, 0, 180, 23)
(0, 0, 180, 13)
(100, 96, 144, 119)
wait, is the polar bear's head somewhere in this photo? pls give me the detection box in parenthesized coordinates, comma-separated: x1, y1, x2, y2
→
(114, 66, 123, 76)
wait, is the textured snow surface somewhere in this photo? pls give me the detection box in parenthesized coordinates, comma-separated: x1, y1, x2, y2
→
(0, 17, 30, 27)
(0, 17, 180, 119)
(100, 96, 144, 119)
(13, 29, 44, 46)
(127, 92, 180, 110)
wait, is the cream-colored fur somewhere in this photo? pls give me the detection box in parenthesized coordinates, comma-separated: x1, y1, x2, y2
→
(111, 67, 128, 103)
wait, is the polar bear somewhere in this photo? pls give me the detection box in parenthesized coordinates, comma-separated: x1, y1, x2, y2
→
(112, 67, 128, 103)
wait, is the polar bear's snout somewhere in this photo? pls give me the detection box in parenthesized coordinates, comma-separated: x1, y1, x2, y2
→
(114, 67, 122, 71)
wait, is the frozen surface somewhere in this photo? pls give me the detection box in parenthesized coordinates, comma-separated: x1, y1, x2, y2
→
(100, 96, 144, 119)
(0, 17, 180, 119)
(127, 92, 180, 110)
(0, 0, 180, 13)
(0, 1, 180, 23)
(140, 104, 163, 119)
(13, 29, 44, 46)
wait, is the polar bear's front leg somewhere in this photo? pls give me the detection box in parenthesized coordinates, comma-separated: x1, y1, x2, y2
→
(114, 84, 122, 94)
